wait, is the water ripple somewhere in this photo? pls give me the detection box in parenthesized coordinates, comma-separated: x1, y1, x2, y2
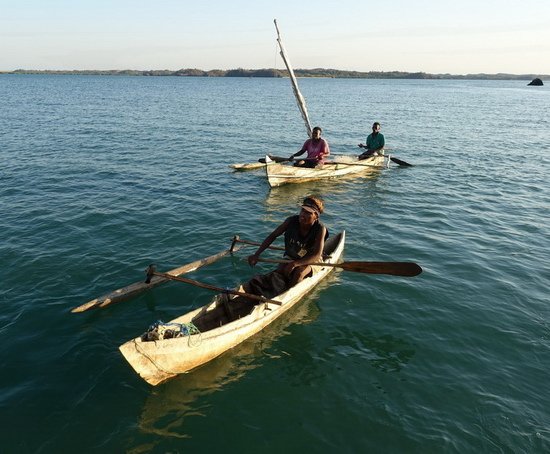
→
(1, 75, 549, 452)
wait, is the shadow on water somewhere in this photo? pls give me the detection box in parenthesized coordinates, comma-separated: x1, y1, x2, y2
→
(133, 276, 339, 443)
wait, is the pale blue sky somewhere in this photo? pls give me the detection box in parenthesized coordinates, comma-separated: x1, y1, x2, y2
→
(1, 0, 549, 74)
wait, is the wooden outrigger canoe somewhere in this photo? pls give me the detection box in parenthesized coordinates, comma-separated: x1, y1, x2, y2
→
(265, 154, 388, 187)
(71, 238, 243, 313)
(119, 231, 346, 386)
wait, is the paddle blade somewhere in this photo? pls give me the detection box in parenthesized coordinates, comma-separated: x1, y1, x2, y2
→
(390, 157, 413, 167)
(339, 261, 422, 277)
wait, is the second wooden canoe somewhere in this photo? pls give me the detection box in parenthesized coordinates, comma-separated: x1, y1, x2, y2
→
(264, 154, 387, 187)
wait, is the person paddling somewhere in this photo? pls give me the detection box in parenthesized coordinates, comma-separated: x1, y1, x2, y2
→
(289, 127, 330, 168)
(245, 196, 328, 297)
(358, 122, 385, 160)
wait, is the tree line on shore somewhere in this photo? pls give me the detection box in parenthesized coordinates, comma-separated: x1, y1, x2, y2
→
(2, 67, 547, 80)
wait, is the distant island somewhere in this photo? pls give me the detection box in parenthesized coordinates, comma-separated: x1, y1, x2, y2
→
(1, 68, 548, 80)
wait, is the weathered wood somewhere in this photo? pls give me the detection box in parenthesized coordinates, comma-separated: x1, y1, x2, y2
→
(71, 241, 244, 313)
(230, 161, 265, 171)
(265, 154, 387, 187)
(274, 19, 312, 137)
(323, 159, 383, 168)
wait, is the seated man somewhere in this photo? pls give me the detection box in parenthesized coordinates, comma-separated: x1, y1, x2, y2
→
(358, 122, 384, 160)
(289, 127, 330, 168)
(245, 196, 328, 298)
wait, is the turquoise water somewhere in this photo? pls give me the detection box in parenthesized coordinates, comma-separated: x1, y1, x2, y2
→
(1, 75, 549, 452)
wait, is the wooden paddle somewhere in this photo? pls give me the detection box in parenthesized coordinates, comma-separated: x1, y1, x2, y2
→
(256, 258, 422, 277)
(146, 266, 282, 305)
(258, 155, 293, 164)
(358, 145, 413, 167)
(389, 156, 413, 167)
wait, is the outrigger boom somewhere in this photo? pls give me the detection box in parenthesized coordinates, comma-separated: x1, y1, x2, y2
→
(71, 236, 243, 313)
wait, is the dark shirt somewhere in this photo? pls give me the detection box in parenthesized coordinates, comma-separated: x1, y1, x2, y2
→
(366, 132, 385, 150)
(284, 215, 328, 260)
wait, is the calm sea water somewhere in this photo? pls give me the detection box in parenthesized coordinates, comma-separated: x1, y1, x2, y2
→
(1, 74, 549, 453)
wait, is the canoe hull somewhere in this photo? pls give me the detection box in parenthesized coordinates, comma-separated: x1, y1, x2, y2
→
(119, 232, 346, 385)
(265, 155, 387, 187)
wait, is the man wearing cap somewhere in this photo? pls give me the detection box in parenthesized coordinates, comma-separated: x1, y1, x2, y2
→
(246, 196, 328, 293)
(358, 122, 385, 160)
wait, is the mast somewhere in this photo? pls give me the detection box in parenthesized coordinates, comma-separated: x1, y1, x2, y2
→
(274, 19, 313, 138)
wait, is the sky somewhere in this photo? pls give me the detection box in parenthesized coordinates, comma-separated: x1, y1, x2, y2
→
(1, 0, 549, 75)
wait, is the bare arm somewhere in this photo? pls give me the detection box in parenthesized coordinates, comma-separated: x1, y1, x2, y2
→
(290, 139, 310, 160)
(321, 140, 330, 158)
(247, 218, 291, 266)
(289, 148, 306, 160)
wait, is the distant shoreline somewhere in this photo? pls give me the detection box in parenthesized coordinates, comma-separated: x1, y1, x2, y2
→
(0, 68, 547, 80)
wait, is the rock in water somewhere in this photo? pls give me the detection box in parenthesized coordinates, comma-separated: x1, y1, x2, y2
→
(528, 78, 543, 86)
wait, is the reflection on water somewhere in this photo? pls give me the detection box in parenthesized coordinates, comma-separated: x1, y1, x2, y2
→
(262, 170, 383, 219)
(134, 275, 339, 444)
